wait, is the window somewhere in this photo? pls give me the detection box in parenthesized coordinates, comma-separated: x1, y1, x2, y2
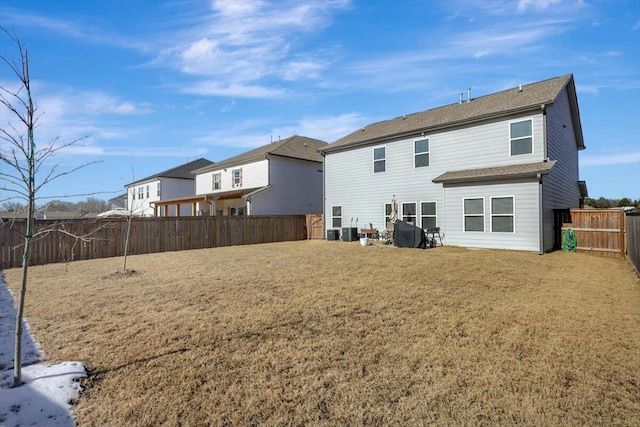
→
(414, 138, 429, 167)
(138, 186, 144, 200)
(491, 196, 514, 233)
(510, 119, 533, 155)
(237, 206, 244, 216)
(332, 206, 342, 228)
(402, 202, 416, 224)
(146, 185, 150, 198)
(420, 202, 437, 230)
(213, 173, 221, 190)
(233, 168, 242, 187)
(132, 190, 135, 201)
(384, 203, 392, 225)
(373, 147, 385, 173)
(157, 182, 161, 197)
(464, 198, 485, 232)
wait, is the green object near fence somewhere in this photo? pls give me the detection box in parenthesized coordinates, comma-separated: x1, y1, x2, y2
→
(563, 228, 577, 252)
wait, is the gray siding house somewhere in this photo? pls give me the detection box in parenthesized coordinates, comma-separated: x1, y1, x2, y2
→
(321, 74, 587, 252)
(193, 135, 327, 216)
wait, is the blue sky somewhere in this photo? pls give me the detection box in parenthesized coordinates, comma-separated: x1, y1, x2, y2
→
(1, 0, 639, 204)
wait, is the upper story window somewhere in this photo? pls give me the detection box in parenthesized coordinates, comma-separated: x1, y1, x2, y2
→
(331, 206, 342, 228)
(233, 168, 242, 187)
(213, 173, 221, 190)
(510, 119, 533, 155)
(491, 196, 515, 233)
(138, 186, 144, 200)
(402, 202, 416, 225)
(146, 185, 150, 198)
(420, 201, 437, 230)
(131, 188, 135, 201)
(157, 182, 161, 197)
(414, 138, 429, 167)
(464, 197, 485, 232)
(373, 147, 386, 173)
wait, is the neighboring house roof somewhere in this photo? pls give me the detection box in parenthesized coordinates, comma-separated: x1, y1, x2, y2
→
(193, 135, 327, 174)
(43, 211, 84, 220)
(432, 160, 557, 184)
(322, 74, 583, 153)
(127, 158, 214, 187)
(109, 193, 127, 208)
(0, 211, 28, 219)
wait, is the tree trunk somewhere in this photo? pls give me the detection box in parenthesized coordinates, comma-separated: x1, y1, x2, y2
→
(13, 47, 35, 388)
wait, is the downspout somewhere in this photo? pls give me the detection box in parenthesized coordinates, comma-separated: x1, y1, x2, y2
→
(541, 104, 548, 160)
(538, 173, 544, 255)
(539, 103, 547, 255)
(321, 150, 326, 239)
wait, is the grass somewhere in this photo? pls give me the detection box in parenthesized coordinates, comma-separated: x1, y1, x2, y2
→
(4, 240, 640, 426)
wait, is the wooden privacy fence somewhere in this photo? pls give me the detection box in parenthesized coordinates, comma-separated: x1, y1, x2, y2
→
(625, 210, 640, 275)
(561, 208, 626, 257)
(1, 215, 307, 269)
(305, 214, 324, 239)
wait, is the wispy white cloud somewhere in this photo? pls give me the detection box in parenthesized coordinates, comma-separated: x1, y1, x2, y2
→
(155, 0, 350, 98)
(581, 151, 640, 166)
(517, 0, 563, 12)
(181, 80, 284, 98)
(191, 112, 371, 151)
(633, 20, 640, 31)
(1, 8, 153, 52)
(279, 113, 371, 143)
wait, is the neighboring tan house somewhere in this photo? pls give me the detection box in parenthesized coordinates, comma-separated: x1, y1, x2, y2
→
(125, 158, 213, 217)
(321, 74, 588, 253)
(190, 135, 327, 216)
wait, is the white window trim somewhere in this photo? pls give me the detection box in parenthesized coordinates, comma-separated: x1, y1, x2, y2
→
(463, 197, 485, 233)
(509, 118, 534, 157)
(401, 201, 417, 225)
(384, 202, 392, 227)
(232, 168, 242, 188)
(414, 137, 430, 168)
(213, 172, 221, 191)
(373, 146, 386, 173)
(331, 205, 342, 229)
(420, 201, 437, 230)
(490, 195, 516, 234)
(157, 181, 161, 197)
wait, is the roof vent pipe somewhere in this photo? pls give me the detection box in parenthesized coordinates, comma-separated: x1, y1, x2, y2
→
(466, 87, 471, 103)
(459, 92, 463, 104)
(519, 83, 522, 92)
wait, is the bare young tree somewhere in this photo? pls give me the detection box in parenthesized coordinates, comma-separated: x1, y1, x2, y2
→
(0, 29, 101, 387)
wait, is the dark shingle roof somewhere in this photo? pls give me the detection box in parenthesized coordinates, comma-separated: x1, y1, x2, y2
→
(432, 161, 556, 184)
(193, 135, 327, 174)
(323, 74, 576, 153)
(127, 158, 213, 186)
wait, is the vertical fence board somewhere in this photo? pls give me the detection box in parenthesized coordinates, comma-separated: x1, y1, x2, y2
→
(626, 212, 640, 275)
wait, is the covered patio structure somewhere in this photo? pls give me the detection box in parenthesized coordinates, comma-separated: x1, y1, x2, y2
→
(153, 195, 215, 217)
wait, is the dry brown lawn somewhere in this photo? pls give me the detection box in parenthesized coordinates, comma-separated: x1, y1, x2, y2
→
(4, 241, 640, 426)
